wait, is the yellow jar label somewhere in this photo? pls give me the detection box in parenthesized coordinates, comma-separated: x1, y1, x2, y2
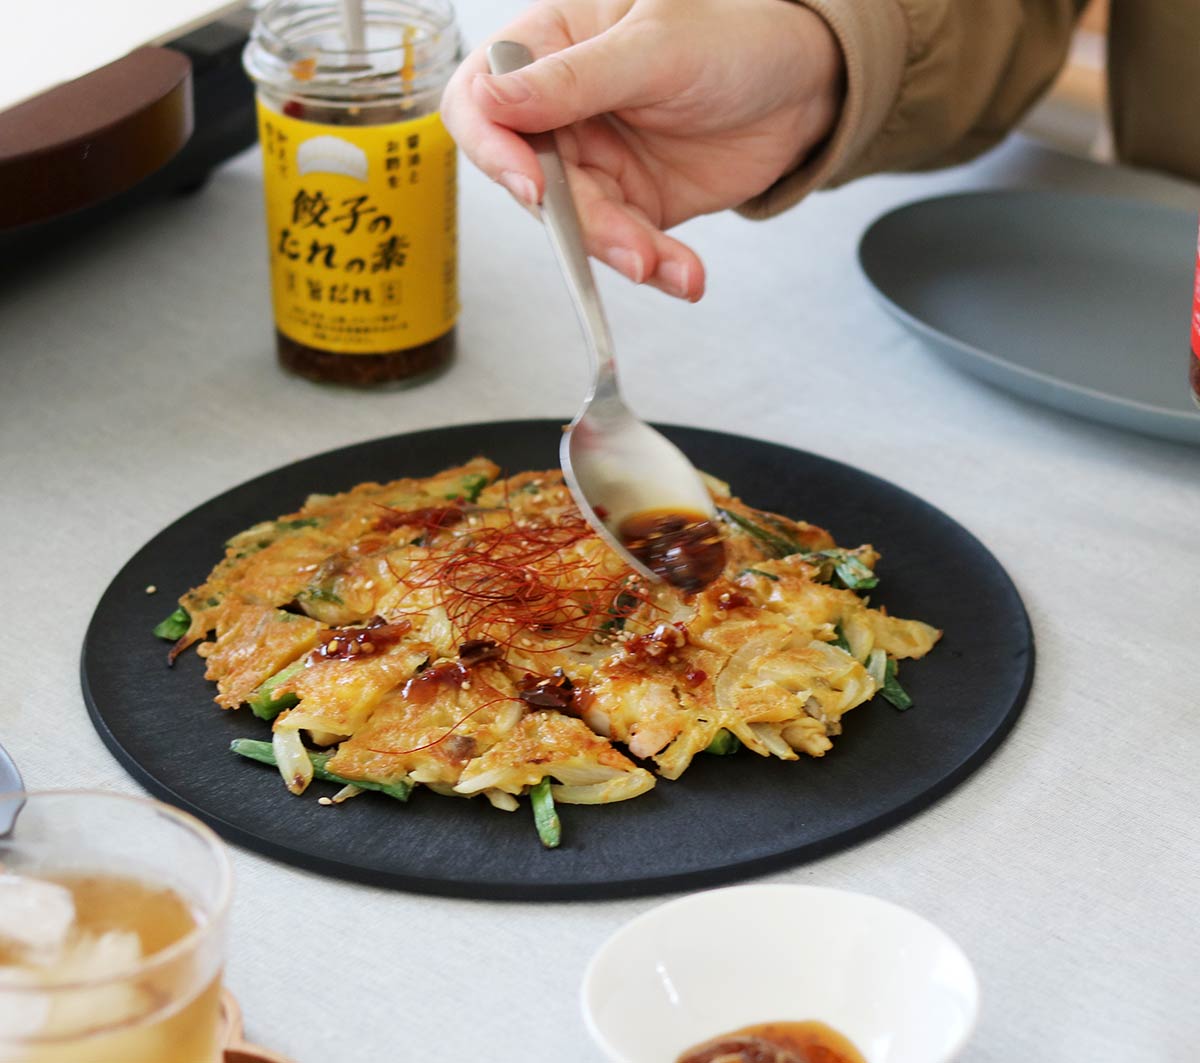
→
(257, 101, 457, 354)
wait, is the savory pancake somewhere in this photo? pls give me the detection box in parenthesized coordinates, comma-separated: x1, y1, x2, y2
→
(158, 459, 940, 846)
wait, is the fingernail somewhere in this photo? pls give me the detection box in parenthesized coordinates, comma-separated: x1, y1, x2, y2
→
(658, 260, 690, 298)
(477, 72, 533, 105)
(606, 247, 646, 284)
(499, 170, 539, 207)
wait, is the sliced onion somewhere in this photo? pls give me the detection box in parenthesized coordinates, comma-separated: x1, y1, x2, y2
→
(841, 613, 875, 663)
(654, 727, 722, 780)
(534, 761, 616, 787)
(552, 770, 655, 804)
(866, 648, 887, 686)
(454, 767, 511, 795)
(867, 615, 941, 658)
(713, 636, 777, 713)
(782, 718, 834, 756)
(484, 789, 520, 812)
(838, 674, 875, 712)
(273, 727, 313, 795)
(748, 723, 797, 760)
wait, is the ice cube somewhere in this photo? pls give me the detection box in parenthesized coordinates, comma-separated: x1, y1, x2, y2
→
(0, 983, 51, 1044)
(53, 929, 144, 982)
(43, 929, 152, 1035)
(0, 929, 149, 1043)
(0, 873, 75, 963)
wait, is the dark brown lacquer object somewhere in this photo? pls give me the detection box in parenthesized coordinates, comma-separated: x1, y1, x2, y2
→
(618, 509, 726, 594)
(0, 47, 193, 229)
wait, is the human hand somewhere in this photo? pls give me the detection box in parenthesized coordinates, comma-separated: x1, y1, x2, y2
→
(441, 0, 844, 301)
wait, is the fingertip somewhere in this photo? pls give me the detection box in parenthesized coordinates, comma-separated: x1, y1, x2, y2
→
(470, 66, 578, 134)
(499, 170, 540, 208)
(652, 258, 705, 302)
(474, 71, 534, 107)
(470, 72, 500, 109)
(471, 73, 531, 125)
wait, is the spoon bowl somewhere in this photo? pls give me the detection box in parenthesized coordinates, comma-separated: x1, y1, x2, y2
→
(561, 401, 716, 578)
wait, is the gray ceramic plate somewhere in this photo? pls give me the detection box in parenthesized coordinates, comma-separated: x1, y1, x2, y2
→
(858, 190, 1200, 445)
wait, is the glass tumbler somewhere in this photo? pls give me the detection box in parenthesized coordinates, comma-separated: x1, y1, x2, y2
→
(0, 791, 232, 1063)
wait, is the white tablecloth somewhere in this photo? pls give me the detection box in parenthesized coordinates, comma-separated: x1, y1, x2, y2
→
(2, 3, 1198, 1059)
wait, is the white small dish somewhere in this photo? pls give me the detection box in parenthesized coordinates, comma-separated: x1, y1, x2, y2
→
(582, 884, 979, 1063)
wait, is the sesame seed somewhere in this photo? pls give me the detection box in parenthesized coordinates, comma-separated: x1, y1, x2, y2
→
(145, 584, 157, 594)
(326, 639, 340, 654)
(360, 641, 374, 654)
(318, 797, 333, 806)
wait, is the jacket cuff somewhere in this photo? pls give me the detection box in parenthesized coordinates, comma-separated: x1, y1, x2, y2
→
(740, 0, 909, 218)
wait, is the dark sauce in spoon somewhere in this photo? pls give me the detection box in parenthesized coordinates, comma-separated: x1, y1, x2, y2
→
(618, 509, 726, 593)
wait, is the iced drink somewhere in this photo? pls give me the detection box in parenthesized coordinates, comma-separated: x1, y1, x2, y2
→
(0, 793, 230, 1063)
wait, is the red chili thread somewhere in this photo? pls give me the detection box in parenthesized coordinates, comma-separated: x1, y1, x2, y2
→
(378, 497, 661, 656)
(347, 483, 674, 757)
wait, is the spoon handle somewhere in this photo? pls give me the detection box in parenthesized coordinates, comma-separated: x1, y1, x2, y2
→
(486, 41, 617, 384)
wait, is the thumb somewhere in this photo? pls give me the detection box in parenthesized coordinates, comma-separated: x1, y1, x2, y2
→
(472, 28, 652, 132)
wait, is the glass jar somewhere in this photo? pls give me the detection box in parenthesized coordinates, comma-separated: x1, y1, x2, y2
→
(244, 0, 462, 386)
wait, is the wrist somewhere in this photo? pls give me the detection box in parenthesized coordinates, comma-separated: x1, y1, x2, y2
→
(779, 1, 847, 172)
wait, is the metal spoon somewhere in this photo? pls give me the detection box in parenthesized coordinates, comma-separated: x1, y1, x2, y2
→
(487, 41, 723, 591)
(0, 741, 25, 837)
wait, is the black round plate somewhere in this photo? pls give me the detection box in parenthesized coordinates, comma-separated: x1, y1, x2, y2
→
(82, 421, 1033, 900)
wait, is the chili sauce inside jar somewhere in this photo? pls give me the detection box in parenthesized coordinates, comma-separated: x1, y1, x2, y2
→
(244, 0, 461, 386)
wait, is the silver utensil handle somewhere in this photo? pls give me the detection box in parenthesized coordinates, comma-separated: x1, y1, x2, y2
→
(486, 40, 617, 381)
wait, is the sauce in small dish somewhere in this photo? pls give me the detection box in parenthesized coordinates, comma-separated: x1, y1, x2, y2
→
(677, 1020, 866, 1063)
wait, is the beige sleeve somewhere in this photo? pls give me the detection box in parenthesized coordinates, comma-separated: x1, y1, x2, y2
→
(1109, 0, 1200, 184)
(742, 0, 1088, 218)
